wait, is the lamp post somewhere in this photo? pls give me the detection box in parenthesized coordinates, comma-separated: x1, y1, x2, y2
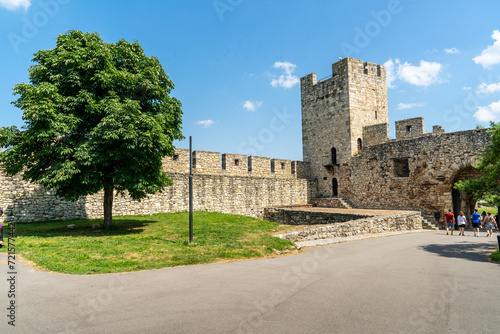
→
(189, 136, 193, 244)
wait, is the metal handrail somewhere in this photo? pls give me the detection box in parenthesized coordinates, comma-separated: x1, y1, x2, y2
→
(317, 74, 333, 82)
(420, 199, 441, 212)
(342, 187, 359, 202)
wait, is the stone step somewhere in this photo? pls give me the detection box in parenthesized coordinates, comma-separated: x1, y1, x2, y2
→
(310, 197, 352, 209)
(422, 221, 439, 230)
(337, 198, 352, 209)
(421, 214, 439, 230)
(340, 196, 357, 209)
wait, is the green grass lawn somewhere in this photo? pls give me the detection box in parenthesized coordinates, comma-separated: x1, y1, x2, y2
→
(0, 212, 295, 275)
(477, 208, 498, 216)
(491, 249, 500, 262)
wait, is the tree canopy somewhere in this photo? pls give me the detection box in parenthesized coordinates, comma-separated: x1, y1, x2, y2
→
(0, 30, 183, 227)
(455, 122, 500, 207)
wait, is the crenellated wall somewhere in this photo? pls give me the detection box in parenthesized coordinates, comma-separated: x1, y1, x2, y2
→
(0, 149, 315, 223)
(164, 148, 308, 179)
(339, 129, 491, 222)
(1, 57, 493, 229)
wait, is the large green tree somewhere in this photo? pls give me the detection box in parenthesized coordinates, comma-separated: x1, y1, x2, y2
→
(0, 30, 183, 227)
(455, 122, 500, 206)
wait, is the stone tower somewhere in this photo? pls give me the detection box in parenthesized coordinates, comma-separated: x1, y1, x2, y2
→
(300, 58, 389, 197)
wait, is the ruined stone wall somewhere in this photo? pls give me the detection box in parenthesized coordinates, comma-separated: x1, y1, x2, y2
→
(263, 207, 370, 225)
(340, 129, 491, 220)
(273, 211, 423, 242)
(0, 149, 314, 223)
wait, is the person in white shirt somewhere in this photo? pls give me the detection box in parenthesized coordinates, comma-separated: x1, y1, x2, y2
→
(457, 211, 467, 236)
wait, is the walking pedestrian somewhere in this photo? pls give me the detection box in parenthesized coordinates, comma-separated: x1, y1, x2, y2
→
(457, 211, 467, 236)
(480, 211, 487, 228)
(471, 209, 481, 237)
(445, 209, 455, 235)
(484, 212, 497, 237)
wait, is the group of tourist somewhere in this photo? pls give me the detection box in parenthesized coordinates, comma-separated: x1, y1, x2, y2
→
(444, 209, 498, 237)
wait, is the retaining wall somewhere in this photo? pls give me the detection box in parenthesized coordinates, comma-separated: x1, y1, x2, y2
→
(273, 211, 423, 242)
(263, 207, 370, 225)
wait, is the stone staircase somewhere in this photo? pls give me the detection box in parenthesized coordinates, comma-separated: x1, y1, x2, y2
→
(311, 197, 440, 231)
(420, 213, 440, 230)
(311, 197, 352, 209)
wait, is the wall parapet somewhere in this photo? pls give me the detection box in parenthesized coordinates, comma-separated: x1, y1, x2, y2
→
(363, 123, 389, 147)
(163, 148, 310, 179)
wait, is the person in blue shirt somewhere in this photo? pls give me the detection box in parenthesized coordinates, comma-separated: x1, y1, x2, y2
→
(471, 209, 481, 237)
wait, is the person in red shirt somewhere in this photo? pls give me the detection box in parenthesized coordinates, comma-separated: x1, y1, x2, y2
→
(445, 209, 455, 235)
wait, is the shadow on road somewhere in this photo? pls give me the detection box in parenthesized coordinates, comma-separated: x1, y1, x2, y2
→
(420, 242, 499, 264)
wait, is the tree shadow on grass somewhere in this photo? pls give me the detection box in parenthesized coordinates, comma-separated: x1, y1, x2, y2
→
(420, 242, 500, 264)
(13, 219, 156, 238)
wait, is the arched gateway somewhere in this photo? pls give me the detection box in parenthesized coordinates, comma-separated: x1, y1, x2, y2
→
(451, 166, 483, 220)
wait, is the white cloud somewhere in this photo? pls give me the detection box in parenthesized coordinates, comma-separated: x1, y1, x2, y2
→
(443, 47, 460, 54)
(463, 86, 472, 91)
(474, 100, 500, 122)
(477, 82, 500, 94)
(0, 0, 30, 10)
(473, 30, 500, 68)
(242, 100, 263, 112)
(397, 102, 427, 110)
(196, 120, 215, 128)
(270, 61, 299, 89)
(384, 58, 443, 88)
(398, 60, 443, 86)
(384, 59, 398, 89)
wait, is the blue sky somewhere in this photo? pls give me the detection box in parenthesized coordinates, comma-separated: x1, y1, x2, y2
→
(1, 0, 500, 161)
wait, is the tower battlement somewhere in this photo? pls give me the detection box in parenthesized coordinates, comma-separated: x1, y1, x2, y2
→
(301, 58, 386, 92)
(333, 58, 386, 79)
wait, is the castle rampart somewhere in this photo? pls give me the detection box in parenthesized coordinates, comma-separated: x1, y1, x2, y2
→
(340, 128, 491, 221)
(1, 57, 492, 228)
(0, 149, 314, 223)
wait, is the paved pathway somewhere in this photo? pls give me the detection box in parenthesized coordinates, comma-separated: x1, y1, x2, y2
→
(0, 231, 499, 333)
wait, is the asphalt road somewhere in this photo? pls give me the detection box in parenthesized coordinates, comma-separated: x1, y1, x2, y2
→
(0, 231, 499, 333)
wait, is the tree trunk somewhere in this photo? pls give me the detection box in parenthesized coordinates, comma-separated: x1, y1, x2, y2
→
(103, 187, 114, 228)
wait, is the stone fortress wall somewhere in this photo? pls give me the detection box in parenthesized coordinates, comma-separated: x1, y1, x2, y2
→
(0, 57, 491, 228)
(339, 128, 490, 219)
(0, 149, 315, 223)
(301, 58, 491, 225)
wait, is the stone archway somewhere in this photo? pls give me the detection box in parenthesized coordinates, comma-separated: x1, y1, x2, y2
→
(451, 166, 483, 220)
